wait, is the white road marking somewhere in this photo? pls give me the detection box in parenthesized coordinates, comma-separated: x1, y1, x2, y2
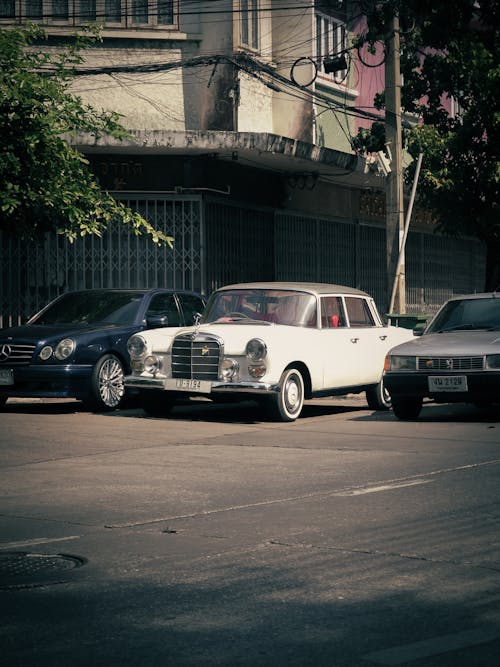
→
(334, 479, 433, 495)
(0, 535, 81, 549)
(363, 626, 500, 665)
(107, 458, 500, 528)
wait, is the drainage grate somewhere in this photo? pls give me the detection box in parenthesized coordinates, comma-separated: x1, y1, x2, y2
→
(0, 551, 86, 590)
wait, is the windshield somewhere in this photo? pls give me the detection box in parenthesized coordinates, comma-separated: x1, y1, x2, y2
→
(29, 291, 145, 326)
(427, 297, 500, 333)
(203, 289, 318, 328)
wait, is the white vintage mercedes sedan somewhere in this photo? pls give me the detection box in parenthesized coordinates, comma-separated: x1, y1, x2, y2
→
(124, 282, 414, 421)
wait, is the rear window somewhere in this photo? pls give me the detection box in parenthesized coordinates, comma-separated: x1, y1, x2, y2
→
(344, 297, 375, 327)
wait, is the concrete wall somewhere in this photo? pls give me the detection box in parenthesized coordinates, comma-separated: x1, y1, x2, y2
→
(271, 0, 315, 143)
(70, 41, 201, 131)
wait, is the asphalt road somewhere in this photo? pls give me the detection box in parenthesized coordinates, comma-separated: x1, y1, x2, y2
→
(1, 396, 499, 666)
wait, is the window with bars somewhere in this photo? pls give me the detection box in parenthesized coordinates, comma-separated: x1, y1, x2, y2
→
(0, 0, 178, 28)
(239, 0, 259, 51)
(315, 11, 347, 83)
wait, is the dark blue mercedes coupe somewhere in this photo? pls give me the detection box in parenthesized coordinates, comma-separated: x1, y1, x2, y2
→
(0, 288, 206, 411)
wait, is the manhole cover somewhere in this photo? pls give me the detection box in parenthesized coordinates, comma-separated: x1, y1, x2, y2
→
(0, 551, 86, 589)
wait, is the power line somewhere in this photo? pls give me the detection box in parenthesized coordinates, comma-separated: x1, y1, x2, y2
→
(5, 2, 343, 23)
(67, 49, 384, 124)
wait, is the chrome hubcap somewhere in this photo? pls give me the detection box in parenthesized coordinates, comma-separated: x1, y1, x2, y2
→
(284, 376, 301, 412)
(99, 359, 124, 407)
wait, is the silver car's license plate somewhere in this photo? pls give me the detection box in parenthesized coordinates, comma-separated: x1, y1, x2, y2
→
(165, 378, 211, 393)
(428, 375, 467, 392)
(0, 368, 14, 385)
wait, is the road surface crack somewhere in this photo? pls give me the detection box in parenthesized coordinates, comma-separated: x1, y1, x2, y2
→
(268, 540, 500, 572)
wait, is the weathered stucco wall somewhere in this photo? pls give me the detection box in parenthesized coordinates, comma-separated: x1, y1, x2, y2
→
(237, 71, 274, 132)
(69, 41, 202, 131)
(271, 0, 315, 143)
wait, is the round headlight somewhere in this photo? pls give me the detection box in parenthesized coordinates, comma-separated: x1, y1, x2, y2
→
(128, 335, 147, 358)
(54, 338, 75, 361)
(144, 355, 162, 374)
(39, 345, 53, 361)
(220, 358, 239, 380)
(246, 338, 267, 361)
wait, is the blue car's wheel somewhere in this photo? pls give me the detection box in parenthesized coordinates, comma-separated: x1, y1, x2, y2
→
(87, 354, 125, 411)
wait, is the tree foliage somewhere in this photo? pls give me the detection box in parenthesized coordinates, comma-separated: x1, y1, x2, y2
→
(0, 25, 173, 247)
(354, 0, 500, 289)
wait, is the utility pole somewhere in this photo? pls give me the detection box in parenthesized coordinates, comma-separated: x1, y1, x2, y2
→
(385, 11, 405, 314)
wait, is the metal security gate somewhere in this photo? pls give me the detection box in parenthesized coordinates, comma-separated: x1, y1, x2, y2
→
(0, 195, 203, 327)
(275, 211, 486, 315)
(204, 200, 274, 294)
(275, 212, 358, 284)
(0, 194, 487, 326)
(406, 232, 486, 314)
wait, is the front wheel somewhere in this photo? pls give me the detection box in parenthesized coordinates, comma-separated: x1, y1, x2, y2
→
(267, 368, 304, 422)
(391, 395, 423, 420)
(86, 354, 125, 411)
(366, 378, 391, 410)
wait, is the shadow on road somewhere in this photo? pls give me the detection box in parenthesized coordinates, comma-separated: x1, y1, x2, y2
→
(4, 396, 498, 425)
(353, 401, 500, 424)
(0, 396, 368, 424)
(0, 399, 85, 415)
(113, 398, 369, 425)
(1, 552, 499, 666)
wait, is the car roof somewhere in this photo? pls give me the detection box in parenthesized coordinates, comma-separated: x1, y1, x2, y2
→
(216, 282, 370, 297)
(59, 288, 202, 296)
(444, 292, 499, 302)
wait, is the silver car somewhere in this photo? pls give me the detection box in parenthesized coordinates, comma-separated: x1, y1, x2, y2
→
(384, 292, 500, 419)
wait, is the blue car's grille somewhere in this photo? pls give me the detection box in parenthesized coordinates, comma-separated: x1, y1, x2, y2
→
(417, 356, 484, 371)
(171, 334, 220, 380)
(0, 343, 36, 365)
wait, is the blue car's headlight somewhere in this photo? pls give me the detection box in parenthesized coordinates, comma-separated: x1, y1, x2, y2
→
(54, 338, 75, 361)
(39, 345, 53, 361)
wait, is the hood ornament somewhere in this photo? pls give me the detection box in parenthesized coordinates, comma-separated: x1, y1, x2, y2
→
(191, 312, 202, 340)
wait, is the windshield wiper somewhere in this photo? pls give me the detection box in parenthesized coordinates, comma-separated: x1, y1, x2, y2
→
(437, 323, 494, 333)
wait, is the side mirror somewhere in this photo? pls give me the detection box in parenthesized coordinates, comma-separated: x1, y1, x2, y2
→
(413, 322, 427, 336)
(146, 314, 169, 328)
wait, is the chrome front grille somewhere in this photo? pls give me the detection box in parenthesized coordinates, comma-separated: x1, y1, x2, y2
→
(0, 343, 36, 365)
(417, 356, 484, 371)
(171, 334, 221, 381)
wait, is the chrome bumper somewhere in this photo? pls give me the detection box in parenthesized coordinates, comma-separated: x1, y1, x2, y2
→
(124, 375, 280, 394)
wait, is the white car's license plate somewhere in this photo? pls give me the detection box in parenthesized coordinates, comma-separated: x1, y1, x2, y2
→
(0, 368, 14, 385)
(165, 378, 211, 393)
(428, 375, 468, 392)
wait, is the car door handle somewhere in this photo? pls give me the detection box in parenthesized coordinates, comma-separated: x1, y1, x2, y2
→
(379, 335, 387, 340)
(350, 337, 359, 343)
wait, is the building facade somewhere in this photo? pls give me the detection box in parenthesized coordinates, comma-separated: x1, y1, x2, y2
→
(0, 0, 486, 325)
